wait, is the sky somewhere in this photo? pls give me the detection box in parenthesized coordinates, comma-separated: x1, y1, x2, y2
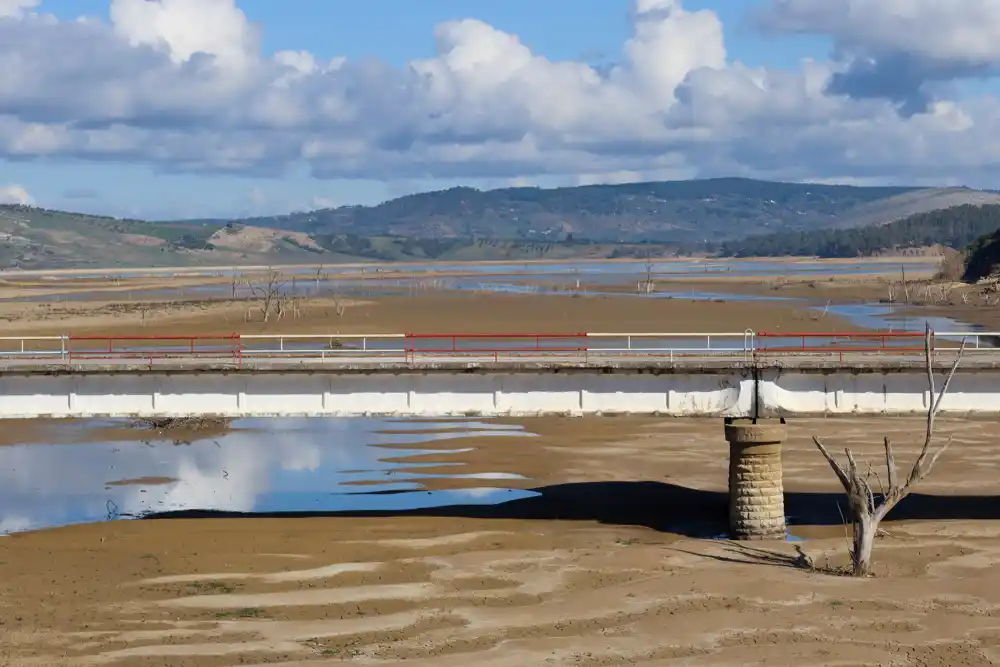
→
(1, 0, 1000, 220)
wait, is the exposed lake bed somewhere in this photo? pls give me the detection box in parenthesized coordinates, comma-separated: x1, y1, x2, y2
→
(5, 415, 1000, 665)
(3, 256, 1000, 665)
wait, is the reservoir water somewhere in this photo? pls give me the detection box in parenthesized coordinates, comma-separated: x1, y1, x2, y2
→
(0, 418, 539, 535)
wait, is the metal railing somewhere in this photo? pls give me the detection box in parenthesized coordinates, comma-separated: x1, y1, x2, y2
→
(586, 331, 756, 363)
(0, 329, 990, 366)
(240, 334, 406, 359)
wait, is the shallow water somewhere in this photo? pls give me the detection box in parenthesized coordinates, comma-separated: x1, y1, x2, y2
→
(0, 258, 936, 303)
(0, 418, 539, 535)
(1, 258, 931, 281)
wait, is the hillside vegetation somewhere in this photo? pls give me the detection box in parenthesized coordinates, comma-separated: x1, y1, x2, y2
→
(242, 178, 945, 243)
(718, 205, 1000, 258)
(2, 178, 999, 269)
(964, 228, 1000, 282)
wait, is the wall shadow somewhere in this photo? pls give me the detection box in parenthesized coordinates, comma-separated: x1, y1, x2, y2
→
(145, 481, 1000, 539)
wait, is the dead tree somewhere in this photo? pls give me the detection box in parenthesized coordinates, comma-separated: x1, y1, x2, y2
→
(315, 264, 325, 293)
(249, 268, 282, 322)
(643, 255, 655, 294)
(812, 324, 965, 576)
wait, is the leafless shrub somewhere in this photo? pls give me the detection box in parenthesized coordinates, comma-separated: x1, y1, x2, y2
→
(249, 268, 283, 322)
(811, 325, 965, 577)
(642, 256, 655, 294)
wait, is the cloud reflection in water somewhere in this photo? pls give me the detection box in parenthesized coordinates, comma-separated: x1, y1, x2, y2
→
(0, 418, 537, 535)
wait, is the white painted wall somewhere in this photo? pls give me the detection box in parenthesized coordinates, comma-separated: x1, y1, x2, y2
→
(0, 368, 995, 418)
(758, 369, 1000, 415)
(0, 371, 754, 418)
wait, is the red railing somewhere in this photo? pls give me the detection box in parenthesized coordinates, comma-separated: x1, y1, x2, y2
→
(67, 334, 242, 363)
(403, 332, 588, 363)
(756, 331, 927, 361)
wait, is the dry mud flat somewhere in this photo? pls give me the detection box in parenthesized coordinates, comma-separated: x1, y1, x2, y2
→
(4, 416, 1000, 666)
(0, 291, 858, 339)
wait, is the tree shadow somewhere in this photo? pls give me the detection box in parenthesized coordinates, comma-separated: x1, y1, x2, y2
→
(145, 480, 1000, 539)
(673, 543, 820, 572)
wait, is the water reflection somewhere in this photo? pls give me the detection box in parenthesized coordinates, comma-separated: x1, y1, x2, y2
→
(0, 418, 538, 535)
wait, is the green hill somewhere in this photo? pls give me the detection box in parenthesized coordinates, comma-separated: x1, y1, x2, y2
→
(717, 204, 1000, 258)
(4, 178, 1000, 269)
(964, 228, 1000, 282)
(239, 178, 940, 244)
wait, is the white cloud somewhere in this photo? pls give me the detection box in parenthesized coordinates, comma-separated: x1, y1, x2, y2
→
(758, 0, 1000, 112)
(109, 0, 257, 69)
(0, 0, 37, 19)
(0, 183, 34, 205)
(0, 0, 998, 190)
(761, 0, 1000, 65)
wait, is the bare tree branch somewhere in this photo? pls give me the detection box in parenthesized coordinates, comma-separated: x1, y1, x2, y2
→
(812, 436, 851, 491)
(907, 326, 966, 491)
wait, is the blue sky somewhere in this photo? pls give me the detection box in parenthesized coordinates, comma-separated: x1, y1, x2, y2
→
(0, 0, 998, 219)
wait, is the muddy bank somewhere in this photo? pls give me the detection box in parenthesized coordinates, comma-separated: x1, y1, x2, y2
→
(0, 291, 860, 338)
(4, 415, 1000, 665)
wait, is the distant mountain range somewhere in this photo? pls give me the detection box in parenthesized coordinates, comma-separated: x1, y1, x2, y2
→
(239, 178, 1000, 244)
(2, 178, 1000, 269)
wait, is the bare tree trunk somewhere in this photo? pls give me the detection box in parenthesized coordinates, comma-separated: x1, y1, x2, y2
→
(812, 324, 965, 577)
(853, 514, 877, 576)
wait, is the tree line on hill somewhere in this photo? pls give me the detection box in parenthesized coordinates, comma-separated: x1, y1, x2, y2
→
(716, 204, 1000, 258)
(963, 226, 1000, 282)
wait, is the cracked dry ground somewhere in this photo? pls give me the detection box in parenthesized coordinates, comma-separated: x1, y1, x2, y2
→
(4, 416, 1000, 666)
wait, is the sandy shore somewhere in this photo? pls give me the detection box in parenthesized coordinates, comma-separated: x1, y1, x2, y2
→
(0, 290, 858, 338)
(3, 415, 1000, 665)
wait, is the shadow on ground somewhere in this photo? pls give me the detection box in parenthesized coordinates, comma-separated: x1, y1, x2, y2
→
(145, 481, 1000, 539)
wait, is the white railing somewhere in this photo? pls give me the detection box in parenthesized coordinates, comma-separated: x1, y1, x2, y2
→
(0, 336, 68, 358)
(239, 334, 406, 358)
(0, 330, 990, 365)
(586, 331, 756, 362)
(935, 332, 1000, 351)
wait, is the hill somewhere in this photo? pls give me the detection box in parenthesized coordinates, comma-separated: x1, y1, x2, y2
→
(716, 204, 1000, 258)
(242, 178, 962, 243)
(0, 205, 675, 269)
(3, 178, 1000, 269)
(0, 206, 334, 270)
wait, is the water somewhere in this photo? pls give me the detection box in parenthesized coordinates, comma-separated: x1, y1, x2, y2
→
(0, 258, 936, 304)
(0, 418, 540, 535)
(0, 258, 936, 282)
(823, 303, 988, 339)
